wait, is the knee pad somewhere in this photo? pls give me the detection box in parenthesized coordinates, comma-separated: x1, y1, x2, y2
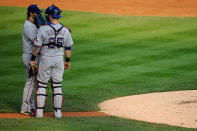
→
(36, 81, 47, 110)
(51, 81, 63, 111)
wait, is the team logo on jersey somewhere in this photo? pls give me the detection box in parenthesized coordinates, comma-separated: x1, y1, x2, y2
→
(46, 30, 54, 36)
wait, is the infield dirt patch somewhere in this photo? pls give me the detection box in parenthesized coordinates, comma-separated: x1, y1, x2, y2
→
(0, 0, 197, 17)
(100, 90, 197, 128)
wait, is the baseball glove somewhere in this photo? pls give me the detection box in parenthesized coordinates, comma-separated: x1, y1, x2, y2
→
(35, 14, 46, 28)
(28, 63, 38, 78)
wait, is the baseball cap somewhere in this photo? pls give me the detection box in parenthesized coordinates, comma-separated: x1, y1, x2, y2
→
(28, 4, 42, 14)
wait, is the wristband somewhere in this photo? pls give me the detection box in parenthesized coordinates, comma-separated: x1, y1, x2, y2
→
(65, 47, 72, 50)
(66, 58, 70, 62)
(31, 55, 36, 61)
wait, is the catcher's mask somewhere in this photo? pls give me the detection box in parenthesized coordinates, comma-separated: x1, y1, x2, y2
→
(45, 5, 62, 19)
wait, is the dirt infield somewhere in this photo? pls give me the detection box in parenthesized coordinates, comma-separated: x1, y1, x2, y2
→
(0, 112, 107, 119)
(0, 0, 197, 17)
(100, 90, 197, 128)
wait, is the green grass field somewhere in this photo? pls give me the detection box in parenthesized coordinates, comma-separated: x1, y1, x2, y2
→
(0, 6, 197, 131)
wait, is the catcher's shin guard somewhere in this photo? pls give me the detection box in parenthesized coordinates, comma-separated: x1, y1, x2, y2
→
(51, 81, 63, 118)
(36, 81, 47, 117)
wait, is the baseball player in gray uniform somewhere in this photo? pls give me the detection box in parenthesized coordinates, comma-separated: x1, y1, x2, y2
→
(21, 5, 43, 115)
(30, 5, 73, 118)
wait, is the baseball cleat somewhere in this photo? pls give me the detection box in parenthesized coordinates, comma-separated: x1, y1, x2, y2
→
(54, 110, 62, 118)
(36, 109, 43, 118)
(30, 109, 36, 116)
(20, 110, 30, 115)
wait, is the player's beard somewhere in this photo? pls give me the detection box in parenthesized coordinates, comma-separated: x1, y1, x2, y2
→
(33, 14, 37, 24)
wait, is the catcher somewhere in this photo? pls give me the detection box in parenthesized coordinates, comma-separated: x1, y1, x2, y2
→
(30, 5, 73, 118)
(21, 4, 45, 115)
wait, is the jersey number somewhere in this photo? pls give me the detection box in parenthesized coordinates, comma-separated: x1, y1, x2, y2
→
(48, 37, 63, 48)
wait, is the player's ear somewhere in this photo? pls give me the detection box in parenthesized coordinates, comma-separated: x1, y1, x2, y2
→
(48, 15, 52, 19)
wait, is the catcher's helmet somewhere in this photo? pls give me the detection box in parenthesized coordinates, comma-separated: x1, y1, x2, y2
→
(28, 4, 42, 14)
(45, 5, 62, 19)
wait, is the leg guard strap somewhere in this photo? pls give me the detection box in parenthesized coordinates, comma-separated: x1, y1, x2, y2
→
(51, 80, 61, 88)
(37, 80, 48, 85)
(53, 86, 62, 88)
(37, 94, 47, 96)
(37, 107, 45, 109)
(53, 93, 62, 96)
(54, 107, 61, 111)
(37, 81, 48, 89)
(51, 80, 61, 84)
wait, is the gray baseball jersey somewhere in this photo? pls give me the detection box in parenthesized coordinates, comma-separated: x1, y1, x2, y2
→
(22, 20, 38, 53)
(34, 23, 73, 57)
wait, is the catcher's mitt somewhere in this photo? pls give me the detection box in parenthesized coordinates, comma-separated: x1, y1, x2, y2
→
(28, 64, 38, 78)
(35, 14, 46, 28)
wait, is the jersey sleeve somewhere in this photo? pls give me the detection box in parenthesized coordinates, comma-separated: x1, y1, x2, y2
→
(23, 24, 37, 42)
(34, 28, 43, 47)
(64, 29, 74, 47)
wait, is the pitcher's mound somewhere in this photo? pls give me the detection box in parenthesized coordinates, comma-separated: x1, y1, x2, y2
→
(99, 90, 197, 128)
